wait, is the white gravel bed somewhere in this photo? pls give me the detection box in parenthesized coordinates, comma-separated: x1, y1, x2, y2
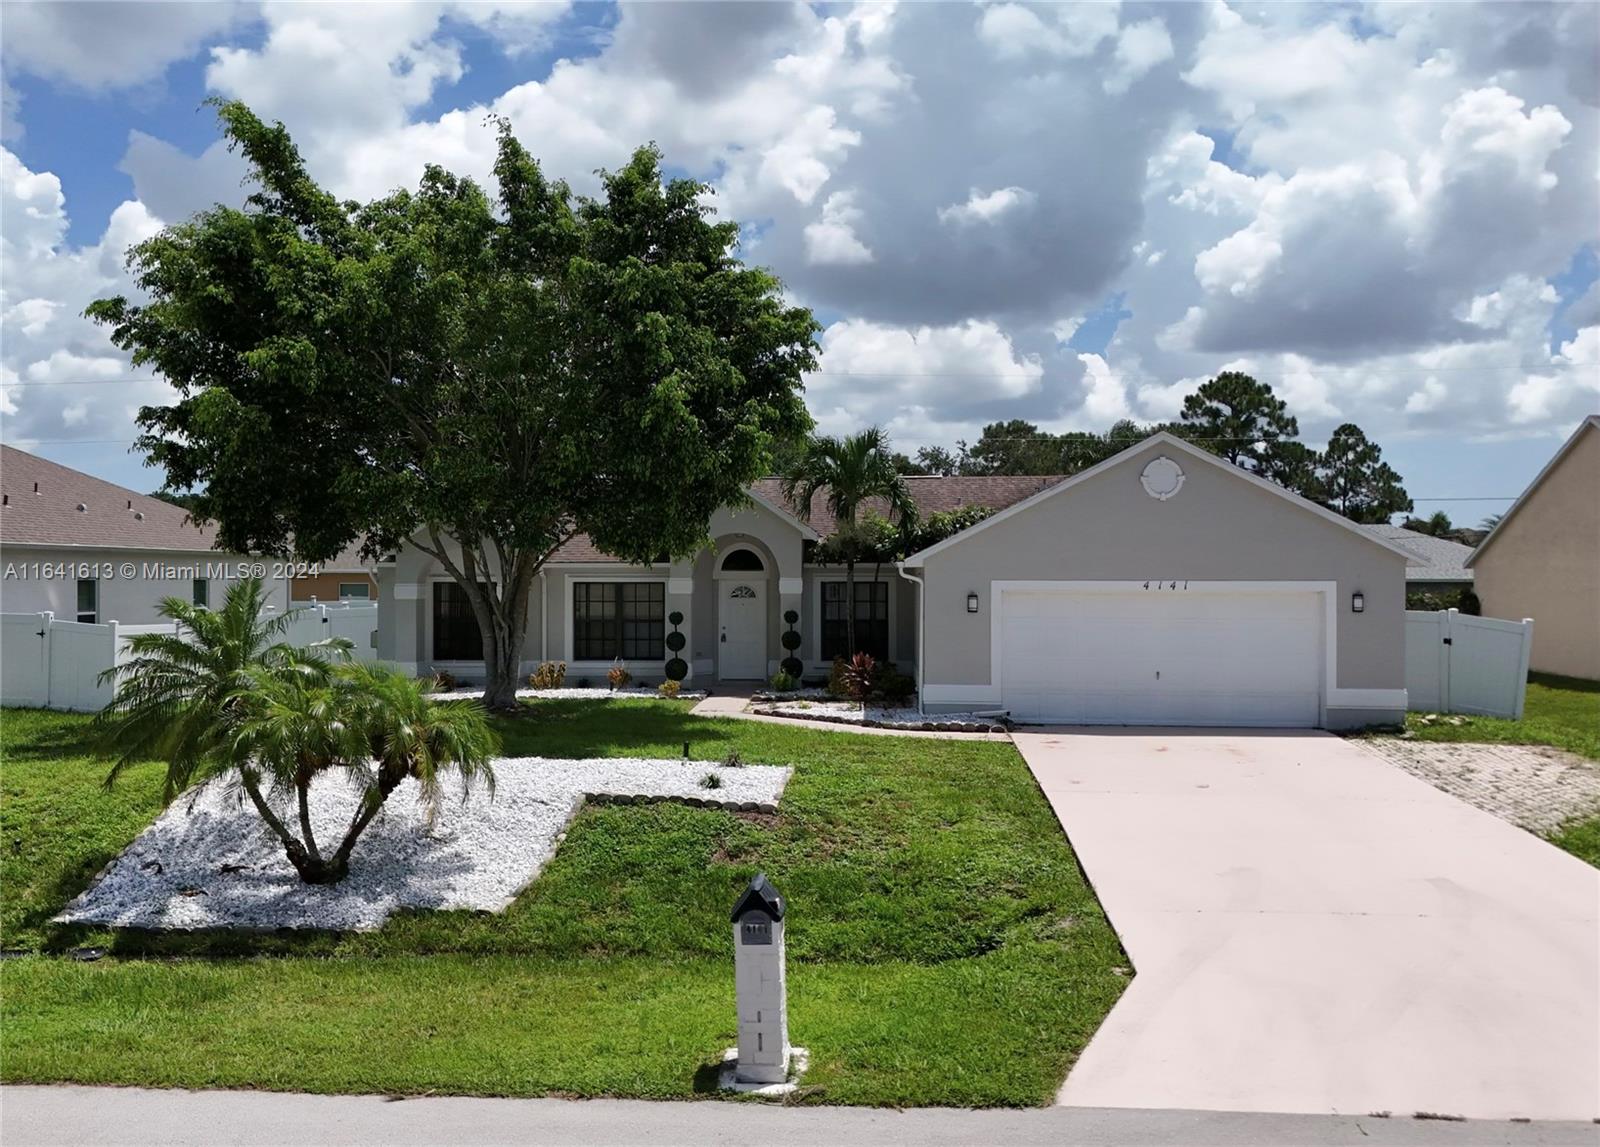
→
(1361, 738, 1600, 834)
(749, 699, 1010, 733)
(430, 686, 707, 701)
(56, 756, 790, 932)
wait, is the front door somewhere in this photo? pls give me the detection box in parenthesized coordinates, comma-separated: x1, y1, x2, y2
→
(719, 581, 767, 680)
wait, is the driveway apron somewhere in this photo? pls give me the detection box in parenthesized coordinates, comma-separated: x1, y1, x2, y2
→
(1013, 729, 1600, 1121)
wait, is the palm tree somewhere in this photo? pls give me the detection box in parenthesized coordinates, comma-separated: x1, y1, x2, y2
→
(782, 428, 919, 657)
(232, 661, 497, 884)
(1480, 513, 1504, 530)
(97, 577, 337, 802)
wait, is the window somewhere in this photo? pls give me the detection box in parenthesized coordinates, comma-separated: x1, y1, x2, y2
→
(821, 581, 889, 661)
(573, 582, 665, 661)
(76, 578, 97, 624)
(192, 578, 209, 608)
(338, 582, 371, 600)
(720, 548, 765, 572)
(432, 581, 483, 661)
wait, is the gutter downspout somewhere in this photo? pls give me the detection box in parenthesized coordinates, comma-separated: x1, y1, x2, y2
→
(895, 562, 925, 717)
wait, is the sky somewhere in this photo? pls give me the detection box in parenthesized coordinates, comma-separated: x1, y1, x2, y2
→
(2, 1, 1597, 528)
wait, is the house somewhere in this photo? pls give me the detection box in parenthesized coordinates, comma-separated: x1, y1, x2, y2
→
(1467, 416, 1600, 681)
(287, 541, 381, 603)
(1362, 525, 1475, 595)
(0, 444, 291, 623)
(377, 431, 1410, 728)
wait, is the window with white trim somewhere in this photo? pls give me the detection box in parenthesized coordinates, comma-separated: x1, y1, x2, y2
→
(338, 582, 371, 600)
(432, 581, 483, 661)
(573, 582, 665, 661)
(192, 578, 209, 608)
(76, 578, 98, 624)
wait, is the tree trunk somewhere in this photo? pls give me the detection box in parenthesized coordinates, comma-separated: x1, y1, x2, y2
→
(483, 622, 521, 711)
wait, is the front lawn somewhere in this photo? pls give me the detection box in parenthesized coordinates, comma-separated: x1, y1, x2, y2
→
(1388, 672, 1600, 761)
(0, 701, 1126, 1107)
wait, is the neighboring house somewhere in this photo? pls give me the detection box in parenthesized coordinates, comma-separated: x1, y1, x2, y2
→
(377, 431, 1410, 729)
(1467, 416, 1600, 681)
(288, 541, 381, 603)
(1363, 525, 1475, 592)
(0, 445, 291, 623)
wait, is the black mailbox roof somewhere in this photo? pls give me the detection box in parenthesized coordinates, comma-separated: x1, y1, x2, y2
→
(730, 872, 785, 922)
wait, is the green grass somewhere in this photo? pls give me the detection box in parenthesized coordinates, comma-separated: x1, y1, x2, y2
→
(1385, 672, 1600, 760)
(1547, 815, 1600, 869)
(0, 701, 1126, 1106)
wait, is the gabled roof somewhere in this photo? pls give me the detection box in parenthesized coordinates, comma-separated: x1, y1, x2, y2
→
(730, 872, 785, 921)
(899, 431, 1419, 566)
(1466, 416, 1599, 569)
(0, 444, 221, 552)
(1362, 525, 1475, 582)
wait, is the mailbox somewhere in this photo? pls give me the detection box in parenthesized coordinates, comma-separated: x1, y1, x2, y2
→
(729, 872, 791, 1085)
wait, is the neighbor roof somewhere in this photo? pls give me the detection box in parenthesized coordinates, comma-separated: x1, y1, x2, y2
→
(0, 444, 221, 552)
(547, 474, 1066, 563)
(1466, 416, 1600, 569)
(899, 432, 1419, 566)
(1362, 525, 1475, 583)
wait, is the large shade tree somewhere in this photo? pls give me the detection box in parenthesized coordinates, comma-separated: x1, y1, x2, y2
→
(783, 428, 918, 658)
(1309, 423, 1413, 523)
(1179, 371, 1301, 477)
(89, 101, 818, 708)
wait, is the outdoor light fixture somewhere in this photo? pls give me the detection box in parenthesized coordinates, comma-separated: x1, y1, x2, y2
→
(967, 592, 980, 613)
(1351, 591, 1365, 613)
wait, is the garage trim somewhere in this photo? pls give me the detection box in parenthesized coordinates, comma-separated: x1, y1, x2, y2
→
(921, 580, 1405, 720)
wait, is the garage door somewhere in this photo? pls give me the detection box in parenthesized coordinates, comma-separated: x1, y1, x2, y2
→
(999, 588, 1323, 726)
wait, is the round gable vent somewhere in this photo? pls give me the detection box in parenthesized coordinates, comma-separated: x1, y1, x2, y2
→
(76, 502, 88, 512)
(1139, 456, 1185, 501)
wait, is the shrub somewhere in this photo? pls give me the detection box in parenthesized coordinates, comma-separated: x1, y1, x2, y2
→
(607, 660, 632, 691)
(722, 749, 746, 768)
(657, 680, 681, 699)
(430, 669, 458, 692)
(873, 665, 916, 705)
(699, 772, 723, 790)
(529, 660, 567, 689)
(842, 652, 876, 701)
(827, 656, 852, 699)
(769, 670, 799, 693)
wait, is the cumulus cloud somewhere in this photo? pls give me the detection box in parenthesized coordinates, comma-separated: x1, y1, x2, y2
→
(1, 1, 242, 91)
(804, 191, 874, 265)
(1104, 18, 1174, 94)
(937, 186, 1037, 226)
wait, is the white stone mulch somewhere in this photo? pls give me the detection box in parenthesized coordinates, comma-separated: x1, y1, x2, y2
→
(1361, 738, 1600, 834)
(56, 756, 790, 933)
(748, 698, 1010, 733)
(430, 686, 706, 702)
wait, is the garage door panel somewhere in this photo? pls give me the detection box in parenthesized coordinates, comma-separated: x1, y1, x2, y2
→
(999, 589, 1323, 727)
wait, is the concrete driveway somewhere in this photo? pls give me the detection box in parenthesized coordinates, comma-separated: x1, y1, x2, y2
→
(1014, 729, 1600, 1122)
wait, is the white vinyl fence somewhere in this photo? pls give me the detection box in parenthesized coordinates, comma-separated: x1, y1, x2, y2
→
(0, 602, 379, 713)
(1405, 608, 1534, 719)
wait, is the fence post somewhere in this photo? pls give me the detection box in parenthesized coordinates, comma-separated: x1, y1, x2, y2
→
(38, 611, 54, 709)
(1514, 618, 1535, 721)
(1441, 608, 1458, 714)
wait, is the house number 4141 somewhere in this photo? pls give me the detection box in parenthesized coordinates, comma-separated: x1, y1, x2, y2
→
(1142, 581, 1190, 590)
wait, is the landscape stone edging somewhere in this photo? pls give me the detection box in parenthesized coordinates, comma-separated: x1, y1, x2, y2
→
(747, 703, 1010, 734)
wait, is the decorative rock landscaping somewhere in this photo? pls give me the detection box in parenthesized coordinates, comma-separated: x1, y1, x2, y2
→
(430, 686, 707, 702)
(748, 698, 1011, 733)
(57, 756, 790, 932)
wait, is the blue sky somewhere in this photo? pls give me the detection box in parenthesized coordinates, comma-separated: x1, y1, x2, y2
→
(2, 1, 1596, 529)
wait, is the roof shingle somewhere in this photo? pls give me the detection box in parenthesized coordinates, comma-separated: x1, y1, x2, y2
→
(1, 445, 221, 552)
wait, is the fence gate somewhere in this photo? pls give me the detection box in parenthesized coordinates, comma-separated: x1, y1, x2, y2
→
(1404, 609, 1534, 720)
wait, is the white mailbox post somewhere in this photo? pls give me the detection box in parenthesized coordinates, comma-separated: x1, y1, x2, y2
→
(728, 872, 795, 1087)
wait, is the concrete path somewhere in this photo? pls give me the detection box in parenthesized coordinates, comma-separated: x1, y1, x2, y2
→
(1013, 729, 1600, 1123)
(690, 691, 1009, 740)
(4, 1086, 1594, 1147)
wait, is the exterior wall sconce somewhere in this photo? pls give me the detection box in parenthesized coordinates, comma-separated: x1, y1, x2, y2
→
(966, 592, 980, 613)
(1351, 591, 1365, 613)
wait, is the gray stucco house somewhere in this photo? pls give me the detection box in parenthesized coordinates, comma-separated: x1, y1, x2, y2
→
(376, 431, 1411, 729)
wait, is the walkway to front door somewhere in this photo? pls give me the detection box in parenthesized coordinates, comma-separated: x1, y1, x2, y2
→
(1014, 728, 1600, 1121)
(718, 580, 766, 680)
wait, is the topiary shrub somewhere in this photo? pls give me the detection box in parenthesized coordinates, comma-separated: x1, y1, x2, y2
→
(664, 610, 689, 682)
(780, 609, 804, 678)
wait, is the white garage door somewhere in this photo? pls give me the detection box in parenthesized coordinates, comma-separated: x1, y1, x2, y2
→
(999, 588, 1324, 727)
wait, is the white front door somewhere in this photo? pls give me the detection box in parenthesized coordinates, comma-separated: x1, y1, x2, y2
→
(719, 581, 767, 680)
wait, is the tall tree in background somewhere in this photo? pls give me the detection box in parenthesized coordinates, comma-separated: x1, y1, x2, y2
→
(783, 428, 918, 658)
(1402, 511, 1454, 537)
(1309, 423, 1413, 523)
(966, 419, 1061, 475)
(1180, 371, 1300, 475)
(89, 102, 817, 709)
